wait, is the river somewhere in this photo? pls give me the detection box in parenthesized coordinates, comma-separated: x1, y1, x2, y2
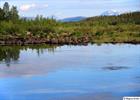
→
(0, 44, 140, 100)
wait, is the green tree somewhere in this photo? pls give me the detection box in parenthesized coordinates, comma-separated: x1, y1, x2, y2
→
(3, 2, 10, 20)
(0, 8, 4, 20)
(10, 6, 19, 21)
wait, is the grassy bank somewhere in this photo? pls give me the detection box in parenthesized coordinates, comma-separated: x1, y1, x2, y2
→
(0, 3, 140, 45)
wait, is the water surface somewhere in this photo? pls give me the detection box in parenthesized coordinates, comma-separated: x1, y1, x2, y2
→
(0, 44, 140, 100)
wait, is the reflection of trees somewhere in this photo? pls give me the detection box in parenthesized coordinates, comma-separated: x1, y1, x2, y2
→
(0, 46, 20, 67)
(23, 45, 58, 56)
(0, 45, 58, 66)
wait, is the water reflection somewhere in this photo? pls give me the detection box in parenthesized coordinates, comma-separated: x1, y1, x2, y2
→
(0, 44, 140, 100)
(0, 45, 58, 66)
(0, 46, 20, 67)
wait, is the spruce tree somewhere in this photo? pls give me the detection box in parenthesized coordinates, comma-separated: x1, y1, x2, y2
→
(3, 2, 10, 20)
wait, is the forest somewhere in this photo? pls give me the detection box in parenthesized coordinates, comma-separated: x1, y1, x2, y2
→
(0, 2, 140, 45)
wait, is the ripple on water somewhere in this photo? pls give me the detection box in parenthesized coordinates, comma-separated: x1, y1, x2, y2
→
(102, 66, 129, 71)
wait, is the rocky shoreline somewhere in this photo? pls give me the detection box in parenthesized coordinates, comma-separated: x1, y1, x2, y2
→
(0, 37, 139, 45)
(0, 37, 89, 45)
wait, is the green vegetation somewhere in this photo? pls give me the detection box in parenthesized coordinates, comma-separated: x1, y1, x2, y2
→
(0, 2, 140, 45)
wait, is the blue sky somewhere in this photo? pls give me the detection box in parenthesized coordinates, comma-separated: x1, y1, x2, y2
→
(0, 0, 140, 18)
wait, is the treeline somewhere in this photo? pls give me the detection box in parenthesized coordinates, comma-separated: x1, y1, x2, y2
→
(0, 2, 19, 21)
(82, 12, 140, 25)
(0, 2, 58, 37)
(0, 2, 140, 44)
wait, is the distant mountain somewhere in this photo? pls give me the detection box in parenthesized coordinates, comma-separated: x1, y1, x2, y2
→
(101, 10, 120, 16)
(60, 16, 86, 22)
(21, 17, 35, 20)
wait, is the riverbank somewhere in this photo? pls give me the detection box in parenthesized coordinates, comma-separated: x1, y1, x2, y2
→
(0, 9, 140, 45)
(0, 36, 139, 45)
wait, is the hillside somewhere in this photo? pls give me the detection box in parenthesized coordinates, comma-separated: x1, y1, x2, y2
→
(83, 12, 140, 24)
(60, 16, 86, 22)
(0, 9, 140, 45)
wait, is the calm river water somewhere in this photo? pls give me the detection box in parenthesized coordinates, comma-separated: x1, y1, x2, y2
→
(0, 44, 140, 100)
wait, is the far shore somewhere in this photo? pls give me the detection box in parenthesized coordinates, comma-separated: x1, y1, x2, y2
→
(0, 37, 139, 46)
(0, 3, 140, 46)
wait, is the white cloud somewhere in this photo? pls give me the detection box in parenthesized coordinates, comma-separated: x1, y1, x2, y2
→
(20, 3, 48, 11)
(43, 4, 49, 8)
(20, 4, 36, 11)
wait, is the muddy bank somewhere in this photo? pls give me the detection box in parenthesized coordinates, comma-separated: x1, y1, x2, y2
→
(0, 37, 140, 45)
(0, 37, 89, 45)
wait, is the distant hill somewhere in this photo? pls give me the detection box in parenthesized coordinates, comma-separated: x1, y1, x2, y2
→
(21, 17, 35, 20)
(101, 10, 120, 16)
(60, 16, 86, 22)
(82, 11, 140, 25)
